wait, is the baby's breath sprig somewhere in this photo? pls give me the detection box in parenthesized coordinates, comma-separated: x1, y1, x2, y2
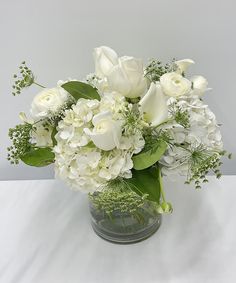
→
(145, 58, 176, 83)
(7, 123, 35, 164)
(12, 61, 45, 96)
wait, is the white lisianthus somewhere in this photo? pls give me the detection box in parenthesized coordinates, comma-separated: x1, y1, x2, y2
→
(30, 87, 69, 120)
(93, 46, 118, 77)
(160, 72, 191, 97)
(107, 56, 147, 98)
(84, 111, 122, 151)
(175, 59, 195, 74)
(139, 83, 168, 127)
(191, 75, 209, 96)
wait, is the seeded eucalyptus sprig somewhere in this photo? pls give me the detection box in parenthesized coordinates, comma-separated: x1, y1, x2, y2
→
(12, 61, 45, 96)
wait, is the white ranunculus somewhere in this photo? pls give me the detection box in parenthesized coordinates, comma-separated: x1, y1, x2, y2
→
(84, 111, 122, 151)
(93, 46, 119, 77)
(107, 56, 148, 98)
(191, 75, 209, 95)
(160, 72, 191, 97)
(31, 87, 69, 120)
(175, 59, 195, 74)
(139, 83, 168, 127)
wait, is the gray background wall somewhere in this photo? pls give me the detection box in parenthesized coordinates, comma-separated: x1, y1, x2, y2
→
(0, 0, 235, 180)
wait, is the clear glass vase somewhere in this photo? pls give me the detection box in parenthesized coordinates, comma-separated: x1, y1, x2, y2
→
(89, 197, 162, 244)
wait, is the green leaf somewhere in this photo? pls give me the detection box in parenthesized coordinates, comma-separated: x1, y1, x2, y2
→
(61, 81, 100, 101)
(20, 147, 55, 167)
(132, 140, 167, 170)
(125, 166, 161, 203)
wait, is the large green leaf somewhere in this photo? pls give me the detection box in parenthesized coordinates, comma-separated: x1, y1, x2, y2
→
(132, 140, 167, 170)
(125, 166, 161, 203)
(20, 147, 55, 167)
(61, 81, 100, 101)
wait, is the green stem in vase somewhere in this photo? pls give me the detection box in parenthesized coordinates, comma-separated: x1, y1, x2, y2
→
(157, 166, 173, 213)
(120, 215, 126, 231)
(158, 167, 166, 202)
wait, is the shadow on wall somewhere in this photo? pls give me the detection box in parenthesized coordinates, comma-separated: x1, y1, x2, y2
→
(0, 163, 54, 181)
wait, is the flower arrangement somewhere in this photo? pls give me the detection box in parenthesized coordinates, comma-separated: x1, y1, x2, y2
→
(8, 46, 231, 216)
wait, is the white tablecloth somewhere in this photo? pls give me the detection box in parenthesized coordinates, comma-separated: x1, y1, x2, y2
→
(0, 176, 235, 283)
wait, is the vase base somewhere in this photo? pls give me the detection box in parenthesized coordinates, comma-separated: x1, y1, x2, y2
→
(91, 215, 162, 244)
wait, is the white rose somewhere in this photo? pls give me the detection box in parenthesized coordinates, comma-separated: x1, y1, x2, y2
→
(31, 87, 69, 120)
(175, 59, 195, 74)
(93, 46, 118, 77)
(139, 83, 168, 127)
(191, 75, 209, 96)
(107, 56, 148, 98)
(84, 111, 122, 151)
(160, 72, 191, 97)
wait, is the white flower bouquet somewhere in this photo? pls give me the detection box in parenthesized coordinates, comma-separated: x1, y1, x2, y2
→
(8, 46, 230, 242)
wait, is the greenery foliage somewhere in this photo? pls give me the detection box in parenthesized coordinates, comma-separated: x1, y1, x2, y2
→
(12, 61, 45, 96)
(184, 145, 230, 189)
(7, 123, 34, 164)
(144, 59, 176, 82)
(125, 166, 161, 203)
(169, 102, 190, 129)
(132, 140, 167, 170)
(20, 147, 55, 167)
(8, 122, 55, 167)
(61, 81, 100, 101)
(89, 179, 148, 214)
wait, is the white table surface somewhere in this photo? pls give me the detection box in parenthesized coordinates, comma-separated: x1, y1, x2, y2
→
(0, 176, 235, 283)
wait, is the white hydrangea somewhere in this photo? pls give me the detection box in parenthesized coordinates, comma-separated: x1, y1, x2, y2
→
(160, 96, 223, 177)
(54, 93, 145, 192)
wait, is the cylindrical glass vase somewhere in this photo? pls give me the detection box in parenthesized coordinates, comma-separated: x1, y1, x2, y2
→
(89, 197, 162, 244)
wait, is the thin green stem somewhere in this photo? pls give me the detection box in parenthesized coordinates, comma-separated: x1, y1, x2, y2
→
(158, 167, 166, 202)
(152, 118, 175, 130)
(33, 81, 46, 88)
